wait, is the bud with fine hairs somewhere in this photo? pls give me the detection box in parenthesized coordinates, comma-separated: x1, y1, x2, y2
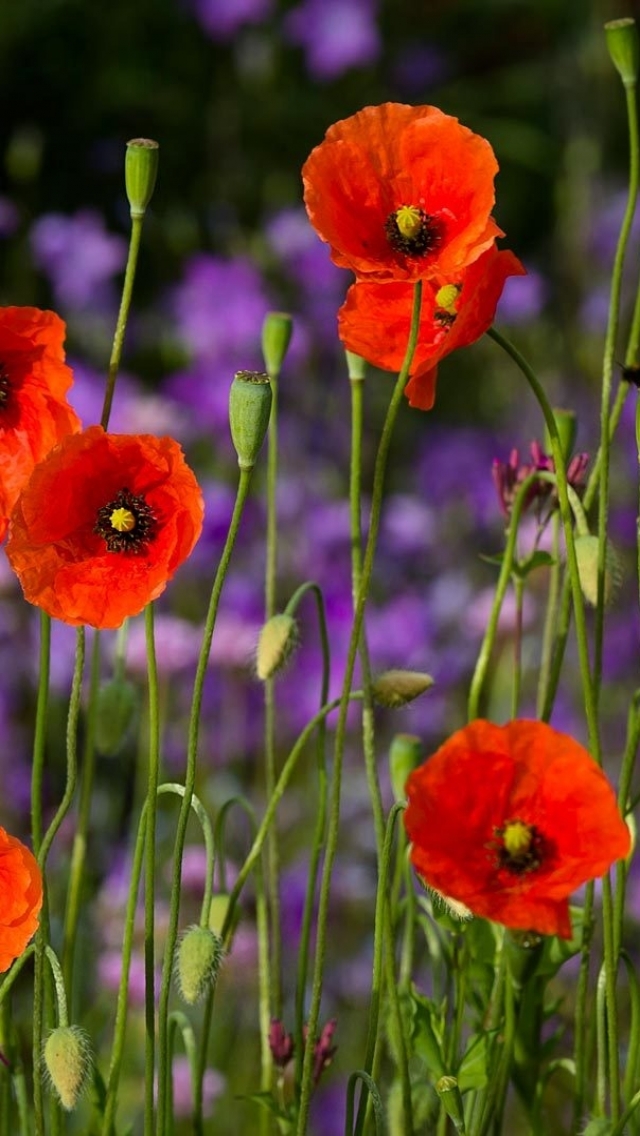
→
(43, 1026, 92, 1111)
(177, 925, 224, 1005)
(372, 669, 434, 708)
(256, 613, 299, 680)
(574, 533, 622, 607)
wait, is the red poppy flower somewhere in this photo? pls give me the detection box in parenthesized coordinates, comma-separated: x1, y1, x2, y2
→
(303, 103, 502, 284)
(0, 307, 81, 541)
(338, 245, 526, 410)
(0, 827, 42, 972)
(6, 427, 204, 629)
(404, 719, 630, 938)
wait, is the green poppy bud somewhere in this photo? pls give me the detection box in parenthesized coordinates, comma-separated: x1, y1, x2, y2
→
(372, 669, 434, 708)
(435, 1076, 465, 1132)
(544, 408, 577, 467)
(574, 534, 622, 607)
(177, 925, 224, 1004)
(262, 312, 293, 377)
(389, 733, 422, 802)
(43, 1026, 91, 1111)
(229, 370, 272, 470)
(256, 613, 298, 680)
(95, 677, 138, 755)
(125, 138, 159, 218)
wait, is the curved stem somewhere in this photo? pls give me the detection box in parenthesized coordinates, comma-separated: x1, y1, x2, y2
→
(296, 282, 423, 1136)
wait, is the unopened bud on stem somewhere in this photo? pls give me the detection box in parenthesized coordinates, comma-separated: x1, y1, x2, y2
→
(125, 138, 159, 218)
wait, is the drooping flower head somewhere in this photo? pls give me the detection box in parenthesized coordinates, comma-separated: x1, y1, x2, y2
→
(338, 245, 525, 409)
(6, 427, 204, 629)
(303, 103, 502, 283)
(404, 719, 630, 938)
(0, 307, 81, 540)
(0, 827, 42, 971)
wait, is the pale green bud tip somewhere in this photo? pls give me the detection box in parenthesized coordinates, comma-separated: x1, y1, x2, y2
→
(345, 350, 367, 381)
(575, 534, 622, 607)
(605, 18, 639, 86)
(389, 733, 422, 801)
(544, 407, 577, 465)
(435, 1076, 465, 1131)
(262, 312, 293, 376)
(372, 669, 434, 709)
(43, 1027, 91, 1111)
(125, 138, 159, 217)
(177, 925, 224, 1005)
(95, 677, 138, 755)
(229, 370, 272, 470)
(256, 613, 298, 680)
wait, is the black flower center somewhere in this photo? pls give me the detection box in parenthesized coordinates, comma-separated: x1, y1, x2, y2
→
(0, 363, 11, 408)
(493, 818, 545, 876)
(94, 487, 157, 554)
(385, 205, 443, 258)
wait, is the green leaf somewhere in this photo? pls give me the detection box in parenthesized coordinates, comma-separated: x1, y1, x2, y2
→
(401, 987, 446, 1078)
(534, 907, 584, 980)
(457, 1032, 494, 1093)
(238, 1092, 295, 1129)
(512, 550, 556, 579)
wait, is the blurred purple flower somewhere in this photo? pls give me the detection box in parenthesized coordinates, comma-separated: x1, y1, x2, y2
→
(169, 254, 270, 363)
(123, 614, 202, 676)
(284, 0, 380, 80)
(496, 268, 546, 325)
(190, 0, 272, 41)
(29, 210, 126, 311)
(170, 1056, 225, 1118)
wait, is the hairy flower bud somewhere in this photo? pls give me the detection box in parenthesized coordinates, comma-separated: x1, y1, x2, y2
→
(125, 138, 159, 218)
(574, 534, 622, 607)
(262, 312, 293, 377)
(95, 677, 138, 755)
(43, 1027, 91, 1111)
(256, 613, 298, 680)
(229, 371, 272, 471)
(372, 669, 434, 708)
(177, 925, 224, 1005)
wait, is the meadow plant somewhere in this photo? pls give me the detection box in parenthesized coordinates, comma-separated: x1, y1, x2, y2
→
(0, 20, 640, 1136)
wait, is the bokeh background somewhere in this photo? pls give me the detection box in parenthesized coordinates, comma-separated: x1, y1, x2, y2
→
(1, 0, 640, 1131)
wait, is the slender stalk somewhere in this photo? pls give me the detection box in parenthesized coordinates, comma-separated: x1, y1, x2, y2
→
(264, 369, 281, 1024)
(31, 612, 51, 855)
(536, 515, 563, 720)
(144, 605, 160, 1136)
(100, 215, 144, 430)
(156, 467, 253, 1135)
(593, 82, 639, 698)
(62, 629, 101, 1007)
(38, 627, 86, 869)
(296, 282, 423, 1136)
(511, 576, 525, 718)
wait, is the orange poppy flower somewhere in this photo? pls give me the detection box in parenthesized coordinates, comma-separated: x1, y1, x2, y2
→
(303, 103, 503, 284)
(404, 719, 630, 938)
(338, 245, 526, 410)
(0, 827, 42, 972)
(0, 307, 81, 541)
(6, 426, 204, 629)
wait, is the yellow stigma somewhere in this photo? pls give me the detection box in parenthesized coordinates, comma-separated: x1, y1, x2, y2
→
(502, 820, 533, 858)
(435, 284, 461, 314)
(110, 507, 136, 533)
(395, 205, 423, 239)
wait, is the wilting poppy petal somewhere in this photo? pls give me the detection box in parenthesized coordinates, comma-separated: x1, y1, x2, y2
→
(0, 828, 42, 972)
(0, 307, 81, 540)
(404, 719, 630, 938)
(338, 246, 526, 410)
(6, 426, 204, 629)
(303, 103, 502, 283)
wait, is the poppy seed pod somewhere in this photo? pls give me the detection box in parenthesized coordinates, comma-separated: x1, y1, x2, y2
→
(605, 18, 639, 88)
(43, 1027, 91, 1111)
(261, 312, 293, 377)
(125, 138, 159, 218)
(95, 677, 138, 755)
(177, 925, 224, 1005)
(229, 371, 272, 470)
(256, 613, 298, 680)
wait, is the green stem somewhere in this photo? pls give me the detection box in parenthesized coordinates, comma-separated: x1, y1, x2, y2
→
(44, 946, 69, 1028)
(144, 604, 160, 1136)
(264, 369, 281, 1025)
(594, 81, 639, 699)
(601, 874, 621, 1120)
(156, 467, 253, 1135)
(100, 215, 143, 430)
(296, 282, 423, 1136)
(536, 514, 561, 718)
(31, 612, 51, 855)
(62, 629, 101, 1009)
(38, 627, 85, 869)
(511, 577, 524, 718)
